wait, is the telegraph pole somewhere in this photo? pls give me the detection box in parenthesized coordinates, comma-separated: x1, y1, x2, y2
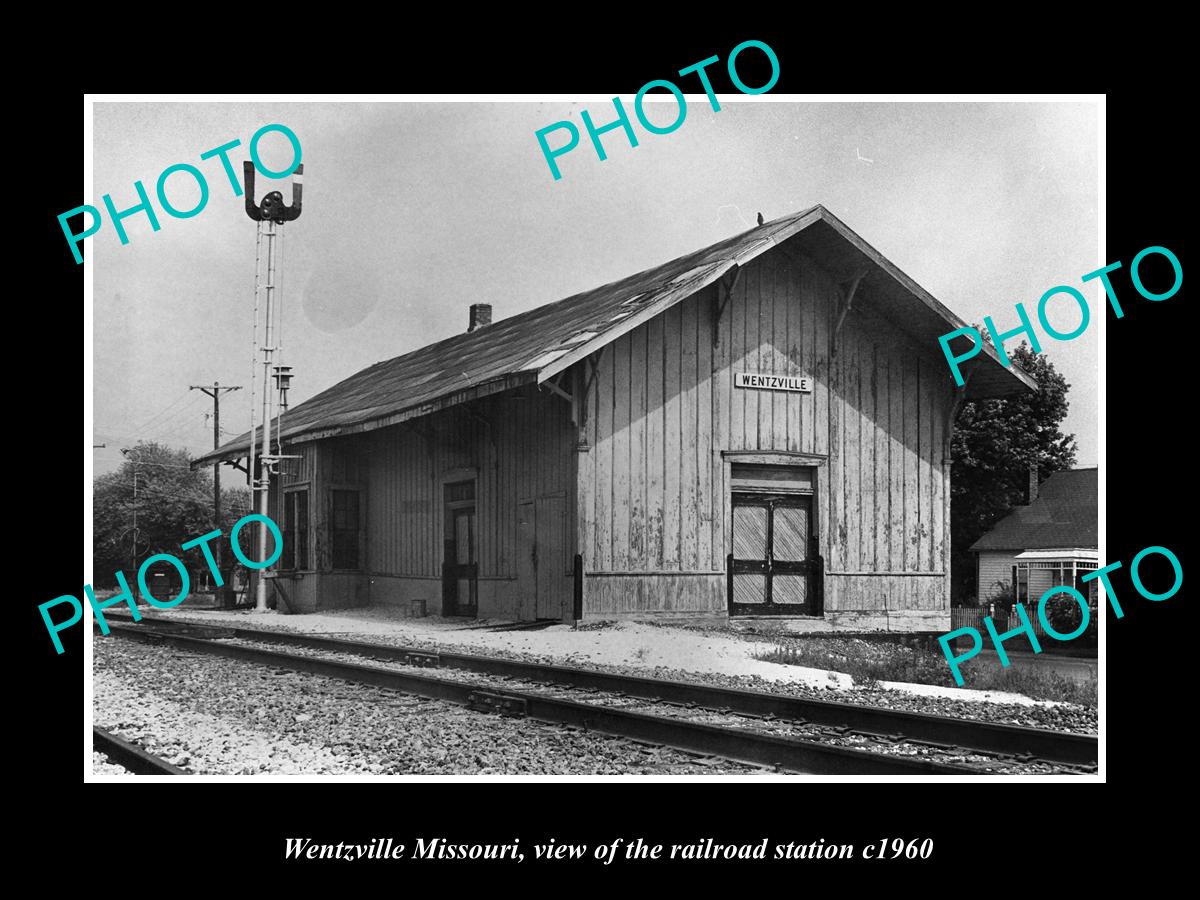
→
(120, 448, 140, 578)
(190, 382, 242, 596)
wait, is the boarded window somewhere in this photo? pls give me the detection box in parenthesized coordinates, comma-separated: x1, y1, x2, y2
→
(730, 464, 814, 493)
(283, 490, 309, 570)
(445, 480, 475, 503)
(331, 490, 360, 569)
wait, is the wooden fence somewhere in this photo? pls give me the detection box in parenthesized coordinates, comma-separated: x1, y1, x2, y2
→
(950, 604, 1098, 647)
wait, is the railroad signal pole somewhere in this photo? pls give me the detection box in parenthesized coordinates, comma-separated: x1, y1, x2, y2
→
(190, 382, 242, 594)
(244, 160, 303, 612)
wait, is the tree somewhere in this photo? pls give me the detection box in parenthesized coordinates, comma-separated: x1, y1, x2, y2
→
(92, 442, 252, 587)
(950, 341, 1078, 601)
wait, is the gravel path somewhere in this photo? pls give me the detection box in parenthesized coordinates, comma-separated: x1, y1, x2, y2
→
(93, 636, 767, 776)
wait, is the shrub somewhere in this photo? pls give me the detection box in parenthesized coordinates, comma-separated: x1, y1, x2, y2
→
(981, 579, 1014, 608)
(1045, 594, 1084, 635)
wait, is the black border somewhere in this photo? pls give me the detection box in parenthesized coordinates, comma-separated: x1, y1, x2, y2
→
(29, 26, 1186, 883)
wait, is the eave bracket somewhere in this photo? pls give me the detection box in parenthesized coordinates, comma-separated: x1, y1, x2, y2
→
(831, 269, 869, 358)
(712, 266, 742, 346)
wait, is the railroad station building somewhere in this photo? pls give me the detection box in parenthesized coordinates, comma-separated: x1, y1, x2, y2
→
(197, 206, 1035, 631)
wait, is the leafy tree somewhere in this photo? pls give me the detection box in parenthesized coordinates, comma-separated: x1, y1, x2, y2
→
(950, 341, 1078, 601)
(92, 442, 252, 587)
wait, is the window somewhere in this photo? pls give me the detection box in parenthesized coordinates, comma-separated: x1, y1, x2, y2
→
(1012, 565, 1029, 604)
(445, 480, 475, 502)
(331, 490, 360, 569)
(282, 490, 309, 570)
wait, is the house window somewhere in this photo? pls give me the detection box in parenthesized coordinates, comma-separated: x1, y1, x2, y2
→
(1012, 565, 1029, 604)
(331, 489, 360, 569)
(283, 489, 309, 570)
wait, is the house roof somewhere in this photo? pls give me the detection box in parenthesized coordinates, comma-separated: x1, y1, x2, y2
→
(970, 468, 1099, 552)
(195, 205, 1036, 466)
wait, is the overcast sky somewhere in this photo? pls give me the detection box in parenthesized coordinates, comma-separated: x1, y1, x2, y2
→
(90, 99, 1099, 475)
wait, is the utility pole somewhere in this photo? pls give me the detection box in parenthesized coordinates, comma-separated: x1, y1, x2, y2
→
(120, 448, 140, 578)
(190, 382, 242, 598)
(131, 467, 138, 573)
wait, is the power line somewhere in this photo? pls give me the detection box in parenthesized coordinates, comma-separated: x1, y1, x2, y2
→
(139, 395, 209, 440)
(113, 459, 195, 470)
(128, 393, 193, 435)
(97, 393, 208, 447)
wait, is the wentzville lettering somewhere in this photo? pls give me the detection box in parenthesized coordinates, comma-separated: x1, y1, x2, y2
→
(283, 837, 526, 861)
(734, 372, 812, 393)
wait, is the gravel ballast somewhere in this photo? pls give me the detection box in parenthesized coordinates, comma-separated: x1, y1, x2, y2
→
(92, 636, 766, 776)
(128, 608, 1096, 735)
(92, 751, 129, 776)
(219, 636, 1092, 774)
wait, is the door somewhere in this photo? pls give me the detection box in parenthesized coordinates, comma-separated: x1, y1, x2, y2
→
(443, 481, 477, 617)
(516, 500, 537, 620)
(515, 495, 568, 621)
(535, 494, 567, 620)
(728, 493, 816, 616)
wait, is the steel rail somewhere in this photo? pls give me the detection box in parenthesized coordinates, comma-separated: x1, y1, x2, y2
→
(93, 725, 187, 775)
(102, 622, 978, 775)
(101, 612, 1097, 766)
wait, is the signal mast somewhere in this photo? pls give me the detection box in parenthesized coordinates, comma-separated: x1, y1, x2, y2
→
(244, 160, 303, 612)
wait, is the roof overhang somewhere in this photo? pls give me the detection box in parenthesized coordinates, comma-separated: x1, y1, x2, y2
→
(1014, 549, 1100, 562)
(192, 371, 536, 467)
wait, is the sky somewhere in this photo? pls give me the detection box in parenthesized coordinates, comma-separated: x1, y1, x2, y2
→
(90, 99, 1099, 476)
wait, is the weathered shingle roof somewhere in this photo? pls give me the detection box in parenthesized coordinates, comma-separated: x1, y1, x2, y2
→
(196, 205, 1034, 465)
(970, 468, 1099, 552)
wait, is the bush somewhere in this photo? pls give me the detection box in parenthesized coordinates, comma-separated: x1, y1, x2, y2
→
(981, 579, 1014, 608)
(1045, 594, 1084, 635)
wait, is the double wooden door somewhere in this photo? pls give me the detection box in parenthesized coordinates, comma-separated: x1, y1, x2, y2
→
(728, 493, 817, 616)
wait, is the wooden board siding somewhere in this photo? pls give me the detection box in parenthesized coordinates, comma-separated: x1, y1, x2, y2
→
(586, 573, 724, 615)
(977, 550, 1017, 602)
(363, 389, 575, 576)
(580, 247, 952, 623)
(273, 388, 575, 617)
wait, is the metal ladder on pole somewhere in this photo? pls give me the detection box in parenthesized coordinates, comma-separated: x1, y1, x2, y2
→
(245, 161, 304, 611)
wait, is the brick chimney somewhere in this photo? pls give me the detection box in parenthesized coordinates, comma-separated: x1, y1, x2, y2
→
(1026, 464, 1040, 505)
(468, 303, 492, 332)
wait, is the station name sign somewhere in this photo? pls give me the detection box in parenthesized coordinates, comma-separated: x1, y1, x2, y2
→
(734, 373, 812, 393)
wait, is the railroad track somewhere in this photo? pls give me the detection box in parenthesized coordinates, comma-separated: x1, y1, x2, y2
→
(93, 725, 186, 775)
(98, 613, 1095, 775)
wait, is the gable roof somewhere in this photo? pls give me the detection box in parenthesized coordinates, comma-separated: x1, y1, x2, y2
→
(970, 468, 1099, 552)
(195, 205, 1035, 466)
